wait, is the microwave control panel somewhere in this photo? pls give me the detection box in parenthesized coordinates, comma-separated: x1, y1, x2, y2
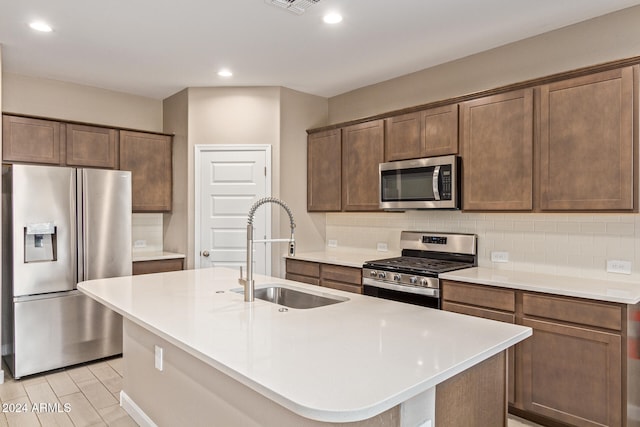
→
(439, 165, 452, 200)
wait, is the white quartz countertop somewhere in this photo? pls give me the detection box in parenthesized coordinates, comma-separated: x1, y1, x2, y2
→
(287, 249, 400, 268)
(78, 267, 530, 423)
(441, 267, 640, 304)
(132, 251, 185, 262)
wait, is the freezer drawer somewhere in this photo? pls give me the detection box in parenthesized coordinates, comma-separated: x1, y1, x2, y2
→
(7, 291, 122, 379)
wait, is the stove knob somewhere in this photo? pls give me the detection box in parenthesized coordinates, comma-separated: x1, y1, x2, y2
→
(393, 274, 401, 282)
(409, 276, 418, 285)
(420, 278, 429, 287)
(378, 272, 386, 279)
(369, 270, 378, 277)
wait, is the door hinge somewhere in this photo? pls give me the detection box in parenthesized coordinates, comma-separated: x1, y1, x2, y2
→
(264, 166, 267, 176)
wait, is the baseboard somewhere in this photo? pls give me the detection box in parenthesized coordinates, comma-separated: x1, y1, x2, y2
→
(120, 391, 157, 427)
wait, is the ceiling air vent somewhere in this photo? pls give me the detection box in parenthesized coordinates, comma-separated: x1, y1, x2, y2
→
(265, 0, 320, 15)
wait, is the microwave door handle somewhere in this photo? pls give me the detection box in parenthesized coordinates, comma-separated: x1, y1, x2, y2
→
(432, 166, 441, 200)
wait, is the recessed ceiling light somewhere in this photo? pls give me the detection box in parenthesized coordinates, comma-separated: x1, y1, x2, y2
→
(29, 21, 52, 32)
(217, 69, 233, 77)
(323, 12, 342, 24)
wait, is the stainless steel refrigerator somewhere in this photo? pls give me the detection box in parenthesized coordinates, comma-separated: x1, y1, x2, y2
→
(2, 164, 131, 379)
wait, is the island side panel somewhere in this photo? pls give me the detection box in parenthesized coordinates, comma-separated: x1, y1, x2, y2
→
(121, 319, 401, 427)
(435, 351, 507, 427)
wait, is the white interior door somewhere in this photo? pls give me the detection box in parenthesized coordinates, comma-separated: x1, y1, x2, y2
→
(195, 145, 271, 274)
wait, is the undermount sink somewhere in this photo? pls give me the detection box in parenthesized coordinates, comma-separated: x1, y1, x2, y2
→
(233, 286, 348, 309)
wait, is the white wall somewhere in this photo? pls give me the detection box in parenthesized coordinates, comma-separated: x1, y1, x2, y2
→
(328, 5, 640, 124)
(279, 88, 329, 270)
(162, 89, 189, 261)
(2, 73, 163, 132)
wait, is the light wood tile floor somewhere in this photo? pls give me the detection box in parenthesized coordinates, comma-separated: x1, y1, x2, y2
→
(0, 357, 137, 427)
(0, 357, 542, 427)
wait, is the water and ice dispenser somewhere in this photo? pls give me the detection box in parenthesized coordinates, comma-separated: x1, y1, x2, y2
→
(24, 222, 57, 263)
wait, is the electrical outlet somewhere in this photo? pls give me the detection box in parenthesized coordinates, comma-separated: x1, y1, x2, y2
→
(134, 240, 147, 248)
(606, 260, 631, 275)
(327, 240, 338, 248)
(377, 242, 388, 252)
(154, 345, 163, 371)
(491, 251, 509, 263)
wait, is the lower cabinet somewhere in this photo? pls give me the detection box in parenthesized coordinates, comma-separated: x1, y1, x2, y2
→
(520, 294, 623, 427)
(133, 258, 184, 275)
(441, 281, 517, 405)
(441, 280, 625, 427)
(285, 259, 362, 294)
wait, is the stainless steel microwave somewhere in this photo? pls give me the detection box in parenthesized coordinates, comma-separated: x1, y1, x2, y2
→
(379, 155, 460, 210)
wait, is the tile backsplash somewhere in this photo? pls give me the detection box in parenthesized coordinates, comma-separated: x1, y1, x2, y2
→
(132, 213, 163, 253)
(326, 211, 640, 283)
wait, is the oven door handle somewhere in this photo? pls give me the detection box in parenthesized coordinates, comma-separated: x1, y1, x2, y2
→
(363, 278, 440, 297)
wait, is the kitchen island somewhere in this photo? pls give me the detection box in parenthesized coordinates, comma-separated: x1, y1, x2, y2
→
(78, 267, 531, 427)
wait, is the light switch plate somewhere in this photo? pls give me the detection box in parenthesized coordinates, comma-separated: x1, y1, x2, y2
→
(606, 260, 631, 275)
(491, 251, 509, 263)
(327, 240, 338, 248)
(154, 345, 163, 371)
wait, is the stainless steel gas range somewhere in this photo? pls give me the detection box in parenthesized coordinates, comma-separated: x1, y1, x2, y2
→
(363, 231, 477, 308)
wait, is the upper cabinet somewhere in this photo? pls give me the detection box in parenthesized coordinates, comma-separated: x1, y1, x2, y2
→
(3, 115, 118, 169)
(2, 115, 62, 165)
(385, 104, 458, 161)
(342, 120, 384, 211)
(307, 129, 342, 212)
(119, 130, 173, 212)
(460, 89, 534, 211)
(539, 66, 636, 211)
(66, 124, 118, 169)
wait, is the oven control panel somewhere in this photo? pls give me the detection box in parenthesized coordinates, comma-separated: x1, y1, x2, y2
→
(422, 235, 447, 245)
(363, 268, 438, 289)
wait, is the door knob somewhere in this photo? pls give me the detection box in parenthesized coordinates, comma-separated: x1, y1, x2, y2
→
(202, 250, 210, 257)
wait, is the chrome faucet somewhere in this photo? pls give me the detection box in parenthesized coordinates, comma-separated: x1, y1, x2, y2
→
(239, 197, 296, 302)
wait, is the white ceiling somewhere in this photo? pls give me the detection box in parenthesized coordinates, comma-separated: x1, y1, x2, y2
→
(2, 0, 640, 100)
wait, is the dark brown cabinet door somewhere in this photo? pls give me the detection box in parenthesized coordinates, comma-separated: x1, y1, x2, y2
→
(119, 130, 172, 212)
(385, 112, 422, 161)
(461, 89, 533, 211)
(2, 115, 62, 165)
(422, 103, 458, 157)
(307, 129, 342, 211)
(66, 124, 118, 168)
(520, 317, 622, 427)
(539, 67, 635, 211)
(342, 120, 384, 211)
(384, 105, 458, 162)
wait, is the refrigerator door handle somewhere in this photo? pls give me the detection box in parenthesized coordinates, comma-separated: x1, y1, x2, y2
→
(76, 169, 84, 284)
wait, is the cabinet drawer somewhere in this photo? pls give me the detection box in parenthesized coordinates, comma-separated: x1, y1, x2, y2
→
(442, 301, 515, 324)
(285, 273, 320, 286)
(320, 264, 362, 285)
(133, 258, 184, 275)
(441, 280, 515, 312)
(286, 259, 320, 278)
(321, 279, 362, 294)
(522, 293, 622, 331)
